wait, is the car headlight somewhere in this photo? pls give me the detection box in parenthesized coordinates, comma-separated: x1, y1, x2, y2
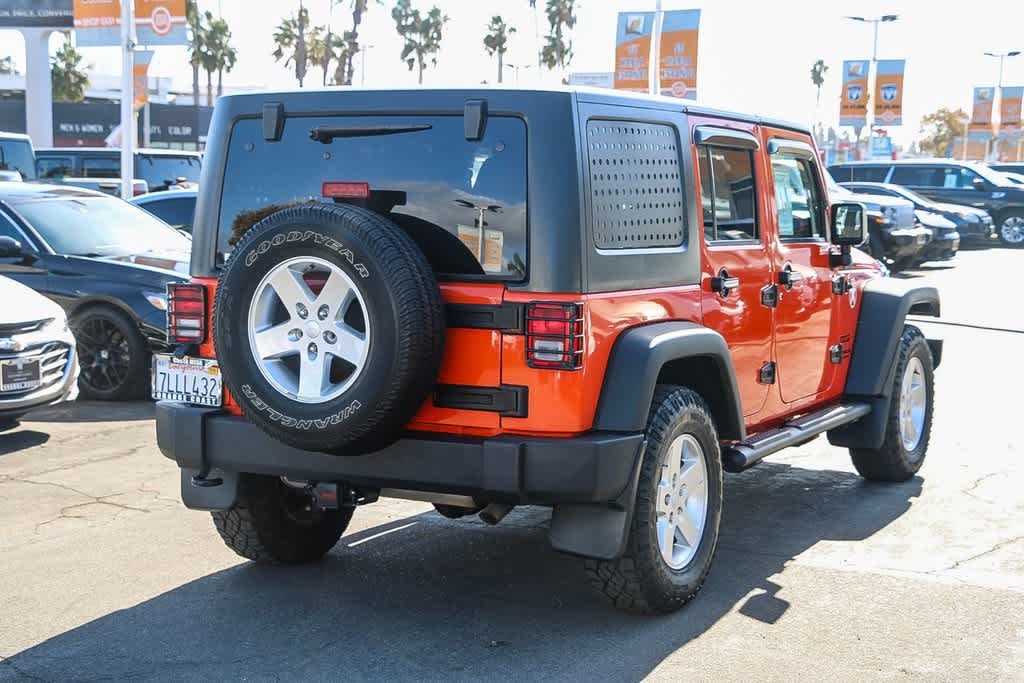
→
(43, 311, 69, 333)
(145, 291, 168, 311)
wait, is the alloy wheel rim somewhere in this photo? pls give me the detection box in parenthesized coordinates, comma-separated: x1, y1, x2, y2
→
(655, 434, 709, 570)
(75, 317, 130, 392)
(247, 256, 370, 404)
(1001, 216, 1024, 244)
(898, 356, 927, 453)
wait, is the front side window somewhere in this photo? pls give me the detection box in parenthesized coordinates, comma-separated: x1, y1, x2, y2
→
(143, 197, 196, 230)
(0, 211, 28, 244)
(82, 157, 119, 179)
(0, 140, 36, 180)
(698, 146, 757, 241)
(771, 155, 826, 239)
(942, 167, 982, 189)
(37, 157, 72, 179)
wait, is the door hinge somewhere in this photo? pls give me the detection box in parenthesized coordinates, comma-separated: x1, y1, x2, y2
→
(830, 343, 844, 364)
(831, 275, 851, 295)
(760, 283, 779, 308)
(758, 362, 777, 385)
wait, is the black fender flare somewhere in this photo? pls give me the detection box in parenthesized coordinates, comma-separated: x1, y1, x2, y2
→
(592, 321, 745, 441)
(828, 279, 940, 449)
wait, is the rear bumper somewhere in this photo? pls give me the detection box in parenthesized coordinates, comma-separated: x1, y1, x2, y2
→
(156, 402, 645, 508)
(921, 232, 960, 260)
(881, 227, 931, 258)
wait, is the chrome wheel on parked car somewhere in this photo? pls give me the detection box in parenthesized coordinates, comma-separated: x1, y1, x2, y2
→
(247, 256, 371, 404)
(1000, 214, 1024, 245)
(656, 434, 709, 570)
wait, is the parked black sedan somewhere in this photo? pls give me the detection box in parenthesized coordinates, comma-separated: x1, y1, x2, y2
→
(0, 183, 188, 400)
(839, 181, 993, 243)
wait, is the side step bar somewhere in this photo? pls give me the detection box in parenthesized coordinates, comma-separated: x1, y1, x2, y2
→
(722, 403, 871, 473)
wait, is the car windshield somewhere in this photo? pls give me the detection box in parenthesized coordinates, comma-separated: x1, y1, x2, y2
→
(970, 163, 1014, 187)
(0, 140, 36, 181)
(139, 155, 201, 190)
(9, 195, 191, 257)
(884, 185, 935, 207)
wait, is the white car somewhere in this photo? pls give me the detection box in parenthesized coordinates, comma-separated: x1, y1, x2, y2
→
(0, 274, 79, 428)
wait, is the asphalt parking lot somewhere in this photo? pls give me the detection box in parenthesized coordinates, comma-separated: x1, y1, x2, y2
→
(1, 246, 1022, 682)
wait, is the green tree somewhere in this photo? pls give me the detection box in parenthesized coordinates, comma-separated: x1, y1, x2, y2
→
(51, 36, 90, 103)
(186, 0, 204, 108)
(0, 56, 19, 75)
(919, 107, 969, 158)
(273, 2, 311, 87)
(483, 16, 515, 84)
(391, 0, 448, 85)
(308, 25, 347, 86)
(810, 59, 828, 105)
(333, 1, 381, 86)
(540, 0, 575, 80)
(200, 11, 238, 102)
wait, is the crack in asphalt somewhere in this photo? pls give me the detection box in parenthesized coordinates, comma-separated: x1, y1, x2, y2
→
(962, 472, 1006, 501)
(2, 478, 153, 534)
(939, 536, 1024, 572)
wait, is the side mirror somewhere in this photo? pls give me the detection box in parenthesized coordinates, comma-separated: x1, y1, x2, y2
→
(971, 177, 990, 192)
(830, 202, 867, 247)
(0, 236, 22, 258)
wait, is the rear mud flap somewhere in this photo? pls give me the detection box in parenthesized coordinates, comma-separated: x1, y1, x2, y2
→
(180, 468, 239, 511)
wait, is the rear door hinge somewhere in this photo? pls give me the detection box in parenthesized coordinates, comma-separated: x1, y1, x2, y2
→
(830, 343, 844, 364)
(760, 283, 779, 308)
(831, 275, 851, 295)
(758, 361, 777, 385)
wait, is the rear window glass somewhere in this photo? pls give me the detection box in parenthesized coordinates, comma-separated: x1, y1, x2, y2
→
(218, 115, 528, 280)
(850, 166, 889, 182)
(890, 166, 942, 187)
(139, 155, 201, 190)
(82, 157, 119, 178)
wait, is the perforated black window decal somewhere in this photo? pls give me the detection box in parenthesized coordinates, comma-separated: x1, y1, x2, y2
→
(587, 121, 686, 250)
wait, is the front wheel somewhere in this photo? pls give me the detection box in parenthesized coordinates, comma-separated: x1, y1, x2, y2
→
(71, 306, 150, 401)
(850, 325, 934, 482)
(997, 211, 1024, 247)
(586, 386, 723, 614)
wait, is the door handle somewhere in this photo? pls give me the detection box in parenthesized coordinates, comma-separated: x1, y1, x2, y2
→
(778, 264, 804, 290)
(710, 268, 740, 297)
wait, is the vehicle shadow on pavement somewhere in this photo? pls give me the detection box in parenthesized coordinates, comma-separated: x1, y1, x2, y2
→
(0, 429, 49, 456)
(5, 462, 922, 680)
(24, 400, 155, 424)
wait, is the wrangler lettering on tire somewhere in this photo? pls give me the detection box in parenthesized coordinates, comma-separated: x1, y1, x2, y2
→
(214, 203, 444, 454)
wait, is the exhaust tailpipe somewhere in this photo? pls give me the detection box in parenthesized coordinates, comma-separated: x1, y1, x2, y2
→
(478, 502, 514, 525)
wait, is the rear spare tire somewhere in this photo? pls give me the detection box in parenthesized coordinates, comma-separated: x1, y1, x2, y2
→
(215, 203, 444, 454)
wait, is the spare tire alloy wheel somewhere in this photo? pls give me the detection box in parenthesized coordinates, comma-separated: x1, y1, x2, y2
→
(248, 256, 370, 403)
(215, 204, 445, 454)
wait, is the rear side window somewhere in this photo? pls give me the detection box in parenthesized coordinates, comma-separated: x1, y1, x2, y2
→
(37, 157, 72, 179)
(586, 121, 685, 250)
(141, 196, 196, 230)
(698, 146, 758, 241)
(850, 166, 889, 181)
(218, 115, 527, 280)
(139, 155, 201, 190)
(82, 157, 119, 178)
(890, 166, 942, 187)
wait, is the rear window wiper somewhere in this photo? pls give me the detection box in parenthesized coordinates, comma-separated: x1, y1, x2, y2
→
(309, 123, 432, 144)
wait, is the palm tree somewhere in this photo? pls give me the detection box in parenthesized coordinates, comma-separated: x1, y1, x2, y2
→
(540, 0, 574, 81)
(51, 36, 90, 103)
(273, 2, 311, 87)
(200, 12, 238, 101)
(334, 1, 379, 86)
(391, 0, 448, 85)
(483, 16, 515, 84)
(308, 25, 346, 86)
(810, 59, 828, 105)
(186, 0, 204, 107)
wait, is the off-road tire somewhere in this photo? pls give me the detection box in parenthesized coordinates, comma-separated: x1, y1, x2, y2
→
(850, 325, 934, 482)
(70, 306, 150, 401)
(214, 203, 445, 454)
(585, 386, 723, 614)
(211, 473, 352, 564)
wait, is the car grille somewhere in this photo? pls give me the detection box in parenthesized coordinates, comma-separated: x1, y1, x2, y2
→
(0, 319, 53, 336)
(0, 342, 72, 399)
(892, 205, 916, 229)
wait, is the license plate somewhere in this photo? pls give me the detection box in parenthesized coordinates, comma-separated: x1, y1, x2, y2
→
(151, 354, 222, 406)
(0, 358, 41, 392)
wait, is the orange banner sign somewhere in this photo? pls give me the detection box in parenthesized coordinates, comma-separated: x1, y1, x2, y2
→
(658, 9, 700, 99)
(133, 49, 153, 110)
(613, 12, 654, 92)
(839, 60, 869, 127)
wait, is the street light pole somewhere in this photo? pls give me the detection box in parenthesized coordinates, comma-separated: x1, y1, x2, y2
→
(360, 45, 374, 87)
(846, 14, 899, 158)
(984, 50, 1021, 160)
(119, 0, 136, 200)
(505, 63, 531, 87)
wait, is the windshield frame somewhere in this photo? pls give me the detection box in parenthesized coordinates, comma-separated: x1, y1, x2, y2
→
(6, 195, 192, 258)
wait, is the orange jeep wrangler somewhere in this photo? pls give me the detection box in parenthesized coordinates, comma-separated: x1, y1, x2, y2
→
(155, 88, 941, 613)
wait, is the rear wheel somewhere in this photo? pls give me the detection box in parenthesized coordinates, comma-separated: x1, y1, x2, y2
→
(71, 307, 149, 401)
(997, 210, 1024, 247)
(850, 326, 934, 482)
(212, 473, 352, 564)
(586, 386, 723, 614)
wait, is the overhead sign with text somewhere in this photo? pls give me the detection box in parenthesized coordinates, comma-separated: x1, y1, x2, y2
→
(0, 0, 73, 28)
(613, 12, 654, 92)
(873, 59, 905, 127)
(658, 9, 700, 100)
(839, 60, 869, 127)
(73, 0, 187, 47)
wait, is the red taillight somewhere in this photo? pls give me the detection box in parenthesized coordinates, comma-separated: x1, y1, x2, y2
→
(526, 302, 583, 370)
(167, 283, 207, 344)
(322, 181, 370, 199)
